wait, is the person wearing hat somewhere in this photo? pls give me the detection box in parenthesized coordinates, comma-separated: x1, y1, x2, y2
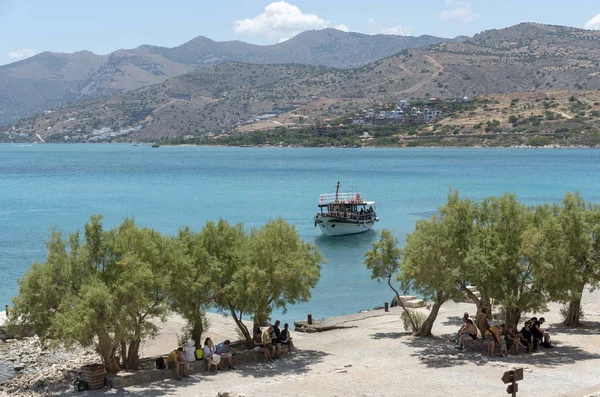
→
(183, 339, 196, 364)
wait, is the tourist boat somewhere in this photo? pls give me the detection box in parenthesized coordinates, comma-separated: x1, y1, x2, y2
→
(314, 182, 379, 236)
(151, 143, 160, 148)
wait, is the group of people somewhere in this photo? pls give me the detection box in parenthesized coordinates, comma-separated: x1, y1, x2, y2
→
(455, 312, 554, 357)
(163, 320, 295, 379)
(253, 320, 295, 361)
(165, 338, 235, 379)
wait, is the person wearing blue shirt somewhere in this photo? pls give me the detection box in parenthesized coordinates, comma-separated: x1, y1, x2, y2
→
(216, 340, 236, 370)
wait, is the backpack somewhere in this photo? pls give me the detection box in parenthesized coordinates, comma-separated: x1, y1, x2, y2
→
(155, 356, 166, 370)
(195, 348, 204, 360)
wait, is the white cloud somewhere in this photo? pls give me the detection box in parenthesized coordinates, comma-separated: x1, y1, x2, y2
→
(381, 25, 413, 36)
(584, 14, 600, 30)
(368, 18, 413, 36)
(278, 37, 291, 43)
(234, 1, 329, 37)
(335, 24, 350, 32)
(7, 48, 37, 59)
(439, 1, 480, 23)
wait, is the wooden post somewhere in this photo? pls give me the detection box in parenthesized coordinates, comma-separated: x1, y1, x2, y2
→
(384, 301, 389, 312)
(4, 305, 7, 316)
(307, 314, 313, 325)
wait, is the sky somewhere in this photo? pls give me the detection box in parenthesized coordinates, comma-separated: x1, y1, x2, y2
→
(1, 0, 600, 65)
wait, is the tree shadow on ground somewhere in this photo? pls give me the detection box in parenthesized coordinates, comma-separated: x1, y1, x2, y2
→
(401, 332, 600, 370)
(441, 315, 466, 327)
(84, 379, 187, 396)
(551, 321, 600, 336)
(371, 331, 412, 339)
(81, 350, 329, 396)
(232, 349, 328, 379)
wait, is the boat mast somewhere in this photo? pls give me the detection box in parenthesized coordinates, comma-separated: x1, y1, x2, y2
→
(334, 181, 340, 203)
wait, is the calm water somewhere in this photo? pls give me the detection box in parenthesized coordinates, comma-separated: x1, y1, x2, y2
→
(2, 145, 600, 325)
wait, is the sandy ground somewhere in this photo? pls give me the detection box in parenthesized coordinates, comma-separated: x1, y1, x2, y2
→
(75, 290, 600, 396)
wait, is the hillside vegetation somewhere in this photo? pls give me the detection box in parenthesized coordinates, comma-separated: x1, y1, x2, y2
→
(0, 29, 455, 125)
(4, 23, 600, 144)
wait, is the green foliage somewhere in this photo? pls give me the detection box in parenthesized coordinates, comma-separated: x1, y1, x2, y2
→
(528, 136, 552, 147)
(401, 310, 425, 332)
(400, 191, 474, 336)
(537, 193, 600, 326)
(9, 216, 174, 371)
(364, 229, 402, 282)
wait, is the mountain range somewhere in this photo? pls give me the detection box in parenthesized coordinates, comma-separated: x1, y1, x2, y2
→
(0, 29, 458, 126)
(5, 23, 600, 142)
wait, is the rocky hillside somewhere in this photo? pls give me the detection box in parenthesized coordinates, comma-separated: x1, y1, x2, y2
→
(0, 29, 456, 126)
(5, 23, 600, 142)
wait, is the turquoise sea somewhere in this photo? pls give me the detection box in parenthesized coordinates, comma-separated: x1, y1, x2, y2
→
(2, 144, 600, 325)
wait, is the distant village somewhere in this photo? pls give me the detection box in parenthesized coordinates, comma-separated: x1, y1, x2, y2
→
(314, 96, 470, 135)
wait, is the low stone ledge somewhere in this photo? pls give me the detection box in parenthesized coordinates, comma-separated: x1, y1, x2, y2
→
(106, 348, 279, 389)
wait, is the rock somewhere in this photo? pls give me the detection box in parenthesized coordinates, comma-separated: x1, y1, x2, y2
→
(13, 363, 25, 371)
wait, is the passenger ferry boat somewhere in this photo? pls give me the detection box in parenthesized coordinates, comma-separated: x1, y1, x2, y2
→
(314, 182, 379, 236)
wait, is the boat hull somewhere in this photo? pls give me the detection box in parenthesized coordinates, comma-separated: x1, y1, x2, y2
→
(315, 218, 376, 236)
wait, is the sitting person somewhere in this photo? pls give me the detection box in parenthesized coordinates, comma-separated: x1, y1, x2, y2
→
(203, 337, 221, 372)
(272, 321, 283, 354)
(253, 328, 272, 361)
(531, 317, 553, 351)
(456, 319, 478, 350)
(183, 339, 196, 364)
(216, 340, 236, 370)
(263, 325, 280, 359)
(504, 326, 526, 354)
(166, 347, 188, 380)
(279, 323, 295, 352)
(484, 323, 503, 357)
(520, 321, 533, 353)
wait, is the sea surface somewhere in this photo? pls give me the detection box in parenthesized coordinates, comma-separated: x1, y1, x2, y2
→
(2, 144, 600, 327)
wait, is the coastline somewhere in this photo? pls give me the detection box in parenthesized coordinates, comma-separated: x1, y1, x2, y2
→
(5, 290, 600, 396)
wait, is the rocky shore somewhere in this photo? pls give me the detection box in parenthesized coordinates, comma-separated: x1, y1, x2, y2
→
(0, 336, 97, 397)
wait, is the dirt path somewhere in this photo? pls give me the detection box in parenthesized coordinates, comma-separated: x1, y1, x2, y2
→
(399, 55, 444, 95)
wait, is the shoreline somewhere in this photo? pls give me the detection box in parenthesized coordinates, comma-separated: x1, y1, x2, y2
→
(2, 142, 599, 149)
(4, 290, 600, 396)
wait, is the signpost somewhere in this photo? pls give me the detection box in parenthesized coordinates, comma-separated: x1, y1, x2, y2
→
(501, 368, 524, 397)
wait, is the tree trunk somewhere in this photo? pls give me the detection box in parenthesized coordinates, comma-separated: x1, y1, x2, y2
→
(459, 284, 490, 336)
(414, 297, 444, 337)
(229, 305, 252, 346)
(98, 337, 120, 373)
(191, 321, 204, 347)
(387, 276, 417, 332)
(126, 340, 141, 370)
(120, 340, 128, 369)
(563, 298, 582, 327)
(505, 307, 521, 330)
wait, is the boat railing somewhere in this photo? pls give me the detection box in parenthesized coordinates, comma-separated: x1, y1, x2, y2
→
(319, 192, 365, 205)
(316, 212, 376, 221)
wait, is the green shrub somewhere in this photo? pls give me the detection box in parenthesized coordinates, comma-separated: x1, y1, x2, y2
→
(401, 310, 425, 332)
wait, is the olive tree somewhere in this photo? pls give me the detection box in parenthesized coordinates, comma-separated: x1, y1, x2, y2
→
(468, 194, 548, 329)
(9, 216, 172, 372)
(538, 193, 600, 326)
(220, 218, 323, 344)
(364, 229, 418, 332)
(400, 191, 472, 337)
